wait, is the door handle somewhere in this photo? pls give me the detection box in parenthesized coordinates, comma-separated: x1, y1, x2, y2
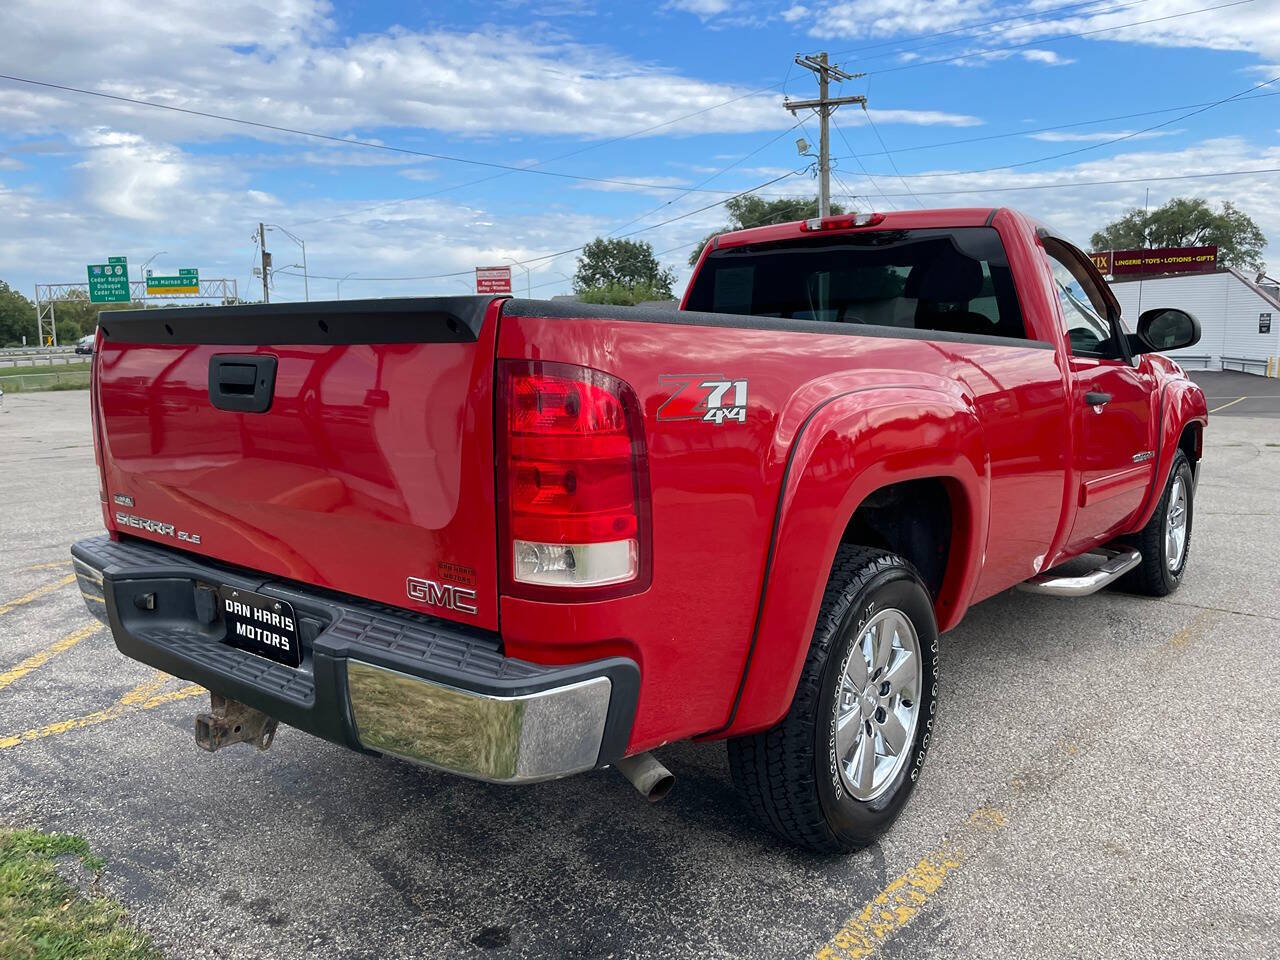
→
(1084, 391, 1112, 407)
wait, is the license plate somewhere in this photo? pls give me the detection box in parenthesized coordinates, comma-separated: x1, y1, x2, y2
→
(218, 586, 301, 668)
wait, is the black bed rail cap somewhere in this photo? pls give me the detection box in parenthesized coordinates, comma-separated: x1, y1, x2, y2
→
(98, 295, 499, 345)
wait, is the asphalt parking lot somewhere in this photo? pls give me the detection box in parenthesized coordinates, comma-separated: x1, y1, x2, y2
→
(2, 385, 1278, 960)
(1190, 369, 1280, 418)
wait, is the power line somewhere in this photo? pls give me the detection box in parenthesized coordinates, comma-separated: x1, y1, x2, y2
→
(0, 73, 782, 197)
(275, 169, 805, 282)
(289, 79, 792, 227)
(829, 0, 1152, 61)
(854, 108, 923, 208)
(605, 121, 804, 238)
(823, 117, 899, 211)
(830, 89, 1280, 162)
(750, 165, 1280, 200)
(864, 0, 1259, 75)
(845, 72, 1280, 180)
(830, 0, 1150, 64)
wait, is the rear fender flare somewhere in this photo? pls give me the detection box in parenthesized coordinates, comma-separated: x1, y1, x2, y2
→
(1131, 379, 1208, 530)
(722, 386, 988, 738)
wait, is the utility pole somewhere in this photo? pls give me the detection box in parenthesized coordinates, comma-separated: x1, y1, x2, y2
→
(785, 53, 866, 217)
(258, 222, 271, 303)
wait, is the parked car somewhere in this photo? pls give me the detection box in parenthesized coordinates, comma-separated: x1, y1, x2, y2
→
(75, 333, 95, 354)
(71, 207, 1206, 852)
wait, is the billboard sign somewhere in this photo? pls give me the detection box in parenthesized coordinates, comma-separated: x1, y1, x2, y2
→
(1091, 247, 1218, 277)
(146, 268, 199, 295)
(87, 257, 130, 303)
(475, 266, 513, 295)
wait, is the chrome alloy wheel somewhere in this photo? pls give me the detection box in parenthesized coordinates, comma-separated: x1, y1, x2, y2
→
(1166, 475, 1188, 571)
(835, 608, 922, 801)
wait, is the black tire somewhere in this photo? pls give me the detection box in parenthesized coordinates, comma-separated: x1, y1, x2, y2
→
(1117, 449, 1195, 597)
(726, 545, 940, 854)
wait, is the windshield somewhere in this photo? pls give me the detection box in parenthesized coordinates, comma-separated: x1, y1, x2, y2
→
(685, 227, 1028, 341)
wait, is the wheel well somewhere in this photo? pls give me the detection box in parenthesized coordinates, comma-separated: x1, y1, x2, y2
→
(1178, 421, 1202, 462)
(840, 478, 953, 598)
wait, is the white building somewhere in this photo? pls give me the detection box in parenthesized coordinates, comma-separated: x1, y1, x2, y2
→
(1108, 268, 1280, 375)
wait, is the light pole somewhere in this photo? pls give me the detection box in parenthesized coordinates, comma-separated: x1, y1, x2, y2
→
(504, 257, 532, 298)
(138, 251, 166, 307)
(265, 225, 309, 301)
(337, 272, 357, 300)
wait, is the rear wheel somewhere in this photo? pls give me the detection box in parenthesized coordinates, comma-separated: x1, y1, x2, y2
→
(1118, 449, 1194, 597)
(727, 545, 939, 853)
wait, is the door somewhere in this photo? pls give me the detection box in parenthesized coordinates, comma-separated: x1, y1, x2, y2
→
(1043, 239, 1157, 552)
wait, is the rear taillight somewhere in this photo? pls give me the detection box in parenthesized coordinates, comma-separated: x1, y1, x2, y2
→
(497, 360, 651, 600)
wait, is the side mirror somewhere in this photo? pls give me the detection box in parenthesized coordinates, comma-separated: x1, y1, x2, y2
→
(1136, 307, 1200, 353)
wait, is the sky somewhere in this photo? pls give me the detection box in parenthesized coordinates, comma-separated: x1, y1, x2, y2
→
(1, 0, 1278, 306)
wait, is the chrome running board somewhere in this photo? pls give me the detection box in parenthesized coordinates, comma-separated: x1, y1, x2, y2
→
(1017, 548, 1142, 598)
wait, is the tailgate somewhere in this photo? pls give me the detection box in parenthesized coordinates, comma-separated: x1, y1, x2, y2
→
(93, 296, 503, 630)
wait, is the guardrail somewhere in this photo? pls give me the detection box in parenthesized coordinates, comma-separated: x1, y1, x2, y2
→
(1220, 355, 1269, 375)
(1171, 354, 1212, 370)
(0, 369, 92, 392)
(0, 354, 87, 369)
(0, 346, 77, 356)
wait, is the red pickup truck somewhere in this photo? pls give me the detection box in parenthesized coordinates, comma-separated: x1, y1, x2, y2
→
(72, 207, 1206, 852)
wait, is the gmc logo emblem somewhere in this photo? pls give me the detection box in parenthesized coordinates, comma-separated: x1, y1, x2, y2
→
(406, 576, 478, 616)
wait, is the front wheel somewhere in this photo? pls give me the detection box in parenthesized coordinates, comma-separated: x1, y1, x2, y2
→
(727, 545, 939, 853)
(1118, 449, 1195, 597)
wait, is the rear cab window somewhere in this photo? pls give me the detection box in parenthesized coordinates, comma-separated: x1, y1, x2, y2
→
(685, 227, 1030, 341)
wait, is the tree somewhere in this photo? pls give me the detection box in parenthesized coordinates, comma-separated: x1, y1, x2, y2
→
(688, 194, 845, 266)
(573, 238, 676, 298)
(0, 281, 36, 346)
(576, 282, 672, 306)
(1090, 197, 1266, 272)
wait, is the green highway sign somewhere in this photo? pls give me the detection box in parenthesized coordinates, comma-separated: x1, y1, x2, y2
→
(87, 259, 130, 303)
(178, 268, 198, 277)
(146, 271, 200, 295)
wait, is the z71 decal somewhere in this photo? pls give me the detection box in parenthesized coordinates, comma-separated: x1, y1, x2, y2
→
(657, 375, 749, 425)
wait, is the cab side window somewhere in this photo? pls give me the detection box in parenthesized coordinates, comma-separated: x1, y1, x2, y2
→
(1044, 243, 1119, 359)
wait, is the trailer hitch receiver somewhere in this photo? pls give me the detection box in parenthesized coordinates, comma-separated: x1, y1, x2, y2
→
(194, 694, 280, 752)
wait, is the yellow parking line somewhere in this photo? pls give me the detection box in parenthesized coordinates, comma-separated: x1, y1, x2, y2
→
(1209, 396, 1246, 413)
(0, 574, 76, 616)
(26, 561, 68, 572)
(0, 672, 177, 750)
(140, 685, 205, 709)
(0, 623, 100, 692)
(815, 808, 1007, 960)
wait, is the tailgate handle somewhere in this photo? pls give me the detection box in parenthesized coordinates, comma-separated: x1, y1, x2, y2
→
(209, 355, 277, 413)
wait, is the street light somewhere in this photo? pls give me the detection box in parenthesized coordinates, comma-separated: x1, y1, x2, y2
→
(265, 225, 309, 301)
(337, 272, 357, 300)
(504, 256, 532, 298)
(137, 251, 166, 307)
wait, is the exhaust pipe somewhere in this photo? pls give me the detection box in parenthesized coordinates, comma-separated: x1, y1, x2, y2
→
(614, 752, 674, 803)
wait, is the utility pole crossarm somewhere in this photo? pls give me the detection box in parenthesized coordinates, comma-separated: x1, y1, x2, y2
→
(786, 51, 869, 219)
(784, 95, 867, 112)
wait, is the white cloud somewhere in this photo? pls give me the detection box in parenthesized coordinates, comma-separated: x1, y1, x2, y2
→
(790, 0, 1280, 64)
(1018, 49, 1074, 66)
(1029, 129, 1182, 143)
(804, 136, 1280, 266)
(663, 0, 733, 16)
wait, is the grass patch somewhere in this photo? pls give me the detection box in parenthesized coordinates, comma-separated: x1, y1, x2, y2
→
(0, 362, 92, 379)
(0, 828, 161, 960)
(0, 365, 91, 392)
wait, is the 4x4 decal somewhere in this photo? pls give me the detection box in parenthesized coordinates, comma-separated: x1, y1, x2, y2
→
(657, 375, 748, 425)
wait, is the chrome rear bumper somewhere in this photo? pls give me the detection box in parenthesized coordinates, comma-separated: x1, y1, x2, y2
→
(346, 663, 612, 782)
(71, 534, 637, 783)
(72, 556, 108, 625)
